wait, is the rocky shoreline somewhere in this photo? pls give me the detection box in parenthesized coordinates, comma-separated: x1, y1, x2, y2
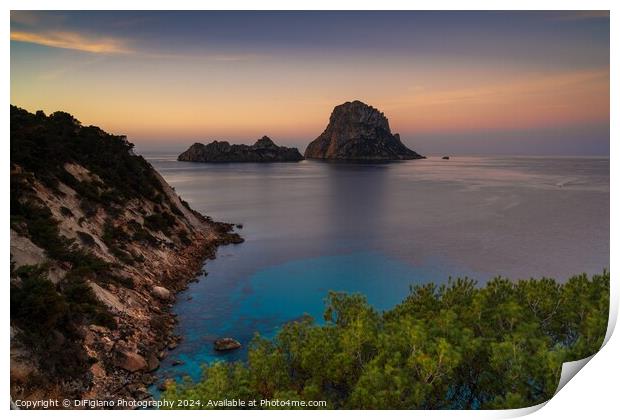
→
(86, 221, 244, 405)
(9, 106, 245, 407)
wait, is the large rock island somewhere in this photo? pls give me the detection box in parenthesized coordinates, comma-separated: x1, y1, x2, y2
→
(304, 100, 425, 161)
(178, 136, 303, 162)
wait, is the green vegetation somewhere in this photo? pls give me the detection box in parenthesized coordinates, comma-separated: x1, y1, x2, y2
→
(130, 221, 159, 246)
(144, 211, 177, 235)
(11, 186, 118, 283)
(9, 105, 175, 388)
(10, 265, 114, 380)
(10, 105, 204, 395)
(10, 106, 179, 290)
(10, 105, 164, 202)
(163, 272, 609, 409)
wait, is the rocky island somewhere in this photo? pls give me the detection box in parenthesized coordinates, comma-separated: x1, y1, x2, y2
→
(304, 100, 425, 161)
(178, 136, 303, 163)
(10, 106, 242, 404)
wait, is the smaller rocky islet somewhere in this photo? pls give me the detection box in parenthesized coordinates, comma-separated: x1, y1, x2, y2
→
(178, 136, 303, 163)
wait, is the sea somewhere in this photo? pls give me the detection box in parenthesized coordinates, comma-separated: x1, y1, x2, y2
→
(143, 155, 609, 387)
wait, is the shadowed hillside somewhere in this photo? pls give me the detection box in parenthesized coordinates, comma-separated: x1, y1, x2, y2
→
(10, 105, 242, 404)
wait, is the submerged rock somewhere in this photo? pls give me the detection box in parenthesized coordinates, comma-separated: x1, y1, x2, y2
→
(178, 136, 304, 163)
(213, 337, 242, 351)
(304, 100, 425, 161)
(167, 335, 182, 350)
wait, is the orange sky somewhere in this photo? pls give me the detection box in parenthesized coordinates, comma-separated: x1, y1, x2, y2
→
(10, 11, 610, 154)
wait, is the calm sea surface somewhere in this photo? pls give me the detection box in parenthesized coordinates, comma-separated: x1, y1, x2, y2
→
(144, 155, 609, 385)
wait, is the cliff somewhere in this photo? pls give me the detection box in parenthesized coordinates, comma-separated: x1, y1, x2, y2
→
(304, 100, 425, 161)
(10, 106, 242, 404)
(178, 136, 303, 162)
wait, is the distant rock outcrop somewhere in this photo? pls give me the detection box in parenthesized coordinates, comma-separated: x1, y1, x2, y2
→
(304, 100, 424, 161)
(178, 136, 303, 163)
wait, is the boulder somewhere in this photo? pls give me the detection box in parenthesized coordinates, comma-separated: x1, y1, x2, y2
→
(147, 353, 160, 372)
(90, 362, 106, 378)
(152, 286, 172, 301)
(304, 100, 425, 161)
(90, 282, 127, 312)
(213, 337, 242, 351)
(116, 350, 147, 373)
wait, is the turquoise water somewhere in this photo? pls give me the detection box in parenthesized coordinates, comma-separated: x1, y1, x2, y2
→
(144, 156, 609, 387)
(161, 252, 478, 382)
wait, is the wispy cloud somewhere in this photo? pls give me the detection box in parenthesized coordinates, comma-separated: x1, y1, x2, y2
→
(10, 11, 262, 61)
(405, 69, 609, 107)
(10, 29, 263, 63)
(11, 30, 132, 54)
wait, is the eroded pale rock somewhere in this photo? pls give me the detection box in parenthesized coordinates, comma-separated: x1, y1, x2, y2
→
(152, 286, 172, 301)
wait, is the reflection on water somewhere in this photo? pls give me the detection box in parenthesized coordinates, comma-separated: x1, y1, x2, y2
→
(145, 155, 609, 385)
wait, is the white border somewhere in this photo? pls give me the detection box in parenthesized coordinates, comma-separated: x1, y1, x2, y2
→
(3, 2, 617, 419)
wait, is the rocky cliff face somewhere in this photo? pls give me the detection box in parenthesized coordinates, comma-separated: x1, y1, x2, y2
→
(10, 106, 242, 404)
(304, 101, 424, 161)
(178, 136, 303, 162)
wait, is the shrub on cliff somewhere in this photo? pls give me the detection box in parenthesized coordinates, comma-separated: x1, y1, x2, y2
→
(10, 265, 113, 381)
(10, 105, 213, 398)
(11, 265, 68, 332)
(10, 105, 164, 202)
(162, 271, 609, 410)
(144, 212, 176, 234)
(11, 264, 115, 334)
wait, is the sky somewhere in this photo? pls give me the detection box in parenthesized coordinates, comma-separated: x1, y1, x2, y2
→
(10, 11, 610, 155)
